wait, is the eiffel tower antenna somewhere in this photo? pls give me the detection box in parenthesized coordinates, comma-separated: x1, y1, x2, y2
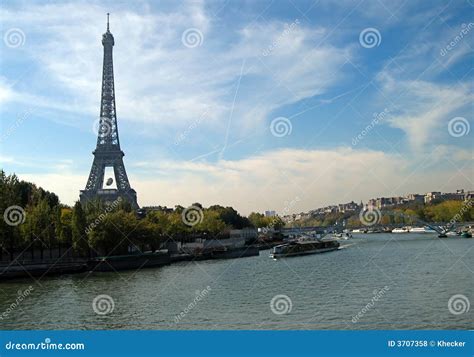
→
(80, 16, 139, 209)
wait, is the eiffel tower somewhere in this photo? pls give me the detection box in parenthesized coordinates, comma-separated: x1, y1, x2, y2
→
(80, 14, 139, 210)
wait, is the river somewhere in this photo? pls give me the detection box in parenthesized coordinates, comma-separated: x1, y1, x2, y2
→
(1, 233, 472, 330)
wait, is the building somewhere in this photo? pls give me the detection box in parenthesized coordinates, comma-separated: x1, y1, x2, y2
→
(466, 191, 474, 200)
(80, 15, 139, 209)
(230, 228, 258, 243)
(405, 194, 424, 204)
(264, 210, 276, 217)
(425, 190, 466, 204)
(440, 190, 465, 201)
(337, 201, 361, 213)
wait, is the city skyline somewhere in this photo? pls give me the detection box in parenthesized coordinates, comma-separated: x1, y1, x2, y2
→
(1, 0, 473, 215)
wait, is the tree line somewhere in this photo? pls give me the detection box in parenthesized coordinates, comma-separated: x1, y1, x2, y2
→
(0, 170, 282, 260)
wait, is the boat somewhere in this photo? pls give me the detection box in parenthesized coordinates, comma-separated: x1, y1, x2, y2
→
(392, 227, 410, 233)
(271, 239, 340, 258)
(410, 226, 437, 234)
(333, 232, 352, 240)
(369, 229, 383, 233)
(461, 231, 473, 238)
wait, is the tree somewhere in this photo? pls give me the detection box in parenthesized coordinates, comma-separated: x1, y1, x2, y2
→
(59, 208, 73, 246)
(71, 201, 88, 256)
(248, 212, 265, 228)
(88, 211, 139, 256)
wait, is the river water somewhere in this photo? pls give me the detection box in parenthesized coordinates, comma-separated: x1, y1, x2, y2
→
(1, 233, 472, 330)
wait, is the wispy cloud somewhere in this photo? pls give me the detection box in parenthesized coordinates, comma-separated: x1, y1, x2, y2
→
(18, 146, 473, 214)
(0, 1, 351, 135)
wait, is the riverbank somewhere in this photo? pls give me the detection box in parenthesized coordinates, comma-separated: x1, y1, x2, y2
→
(0, 245, 260, 280)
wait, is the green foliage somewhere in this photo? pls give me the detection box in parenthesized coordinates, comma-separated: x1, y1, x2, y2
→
(248, 212, 284, 229)
(0, 170, 260, 258)
(88, 210, 139, 255)
(71, 201, 88, 255)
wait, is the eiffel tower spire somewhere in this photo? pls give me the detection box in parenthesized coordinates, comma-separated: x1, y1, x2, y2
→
(80, 14, 139, 209)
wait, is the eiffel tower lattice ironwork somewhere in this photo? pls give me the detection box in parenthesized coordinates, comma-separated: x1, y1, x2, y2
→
(80, 14, 138, 209)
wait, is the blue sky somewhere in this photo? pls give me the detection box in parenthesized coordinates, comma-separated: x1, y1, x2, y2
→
(0, 0, 473, 215)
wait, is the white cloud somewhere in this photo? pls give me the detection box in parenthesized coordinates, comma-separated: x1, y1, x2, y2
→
(0, 2, 351, 138)
(18, 146, 473, 215)
(376, 72, 472, 151)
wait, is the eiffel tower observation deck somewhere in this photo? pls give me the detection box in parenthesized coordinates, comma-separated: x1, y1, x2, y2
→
(80, 14, 139, 210)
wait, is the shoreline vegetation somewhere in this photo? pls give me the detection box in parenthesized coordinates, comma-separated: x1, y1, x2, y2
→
(0, 170, 284, 256)
(1, 170, 472, 279)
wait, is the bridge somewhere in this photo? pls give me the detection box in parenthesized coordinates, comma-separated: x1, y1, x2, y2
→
(281, 220, 474, 235)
